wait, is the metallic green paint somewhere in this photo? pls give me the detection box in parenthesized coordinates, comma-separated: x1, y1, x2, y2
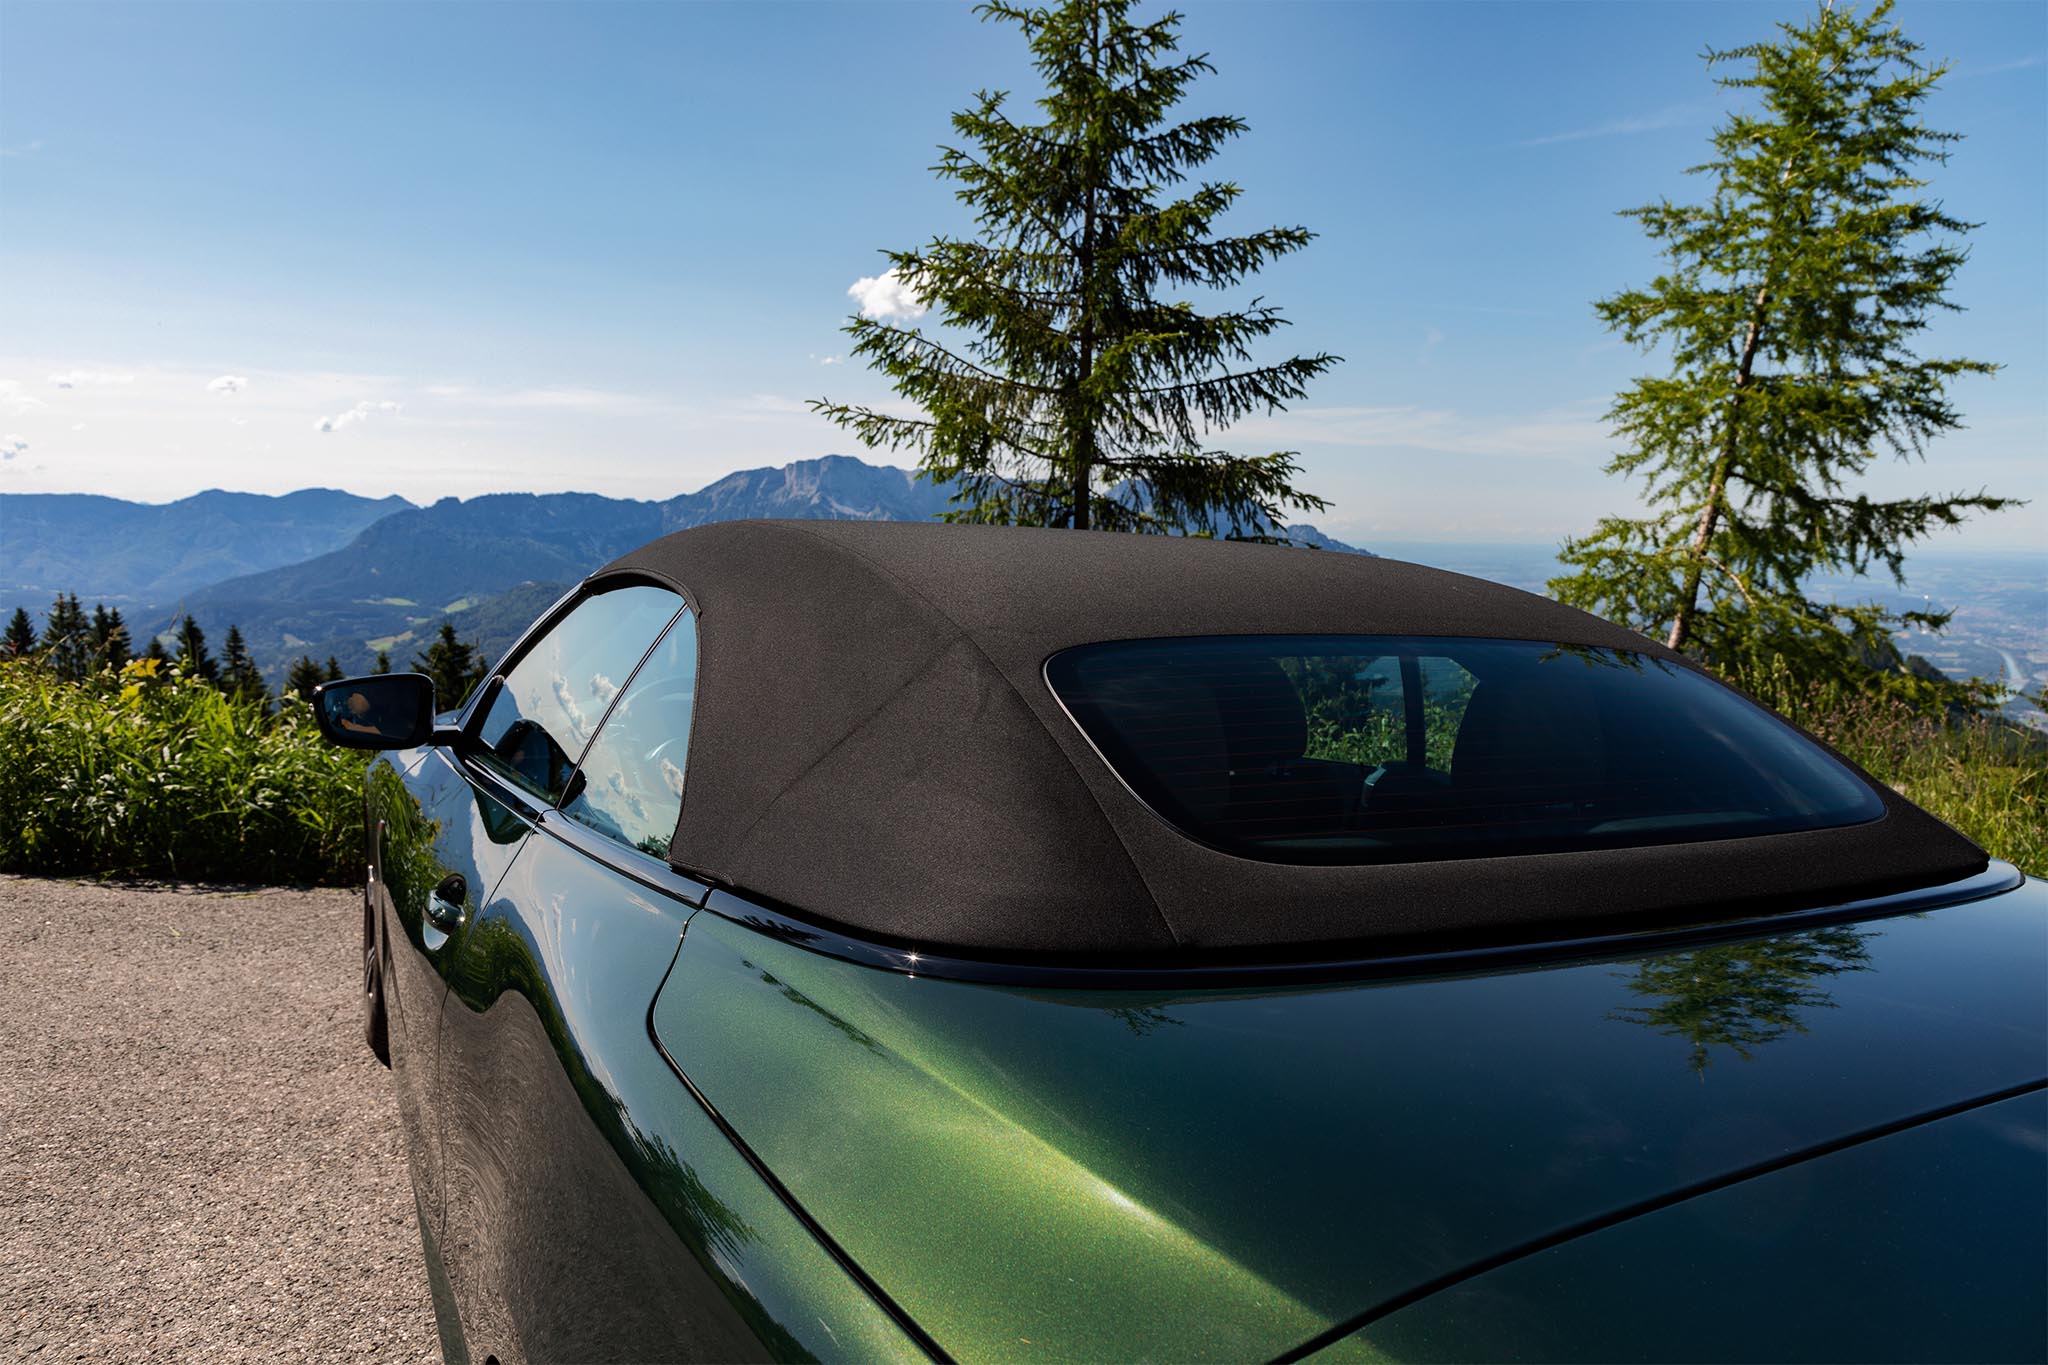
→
(656, 886, 2048, 1361)
(371, 745, 928, 1362)
(1341, 1088, 2048, 1363)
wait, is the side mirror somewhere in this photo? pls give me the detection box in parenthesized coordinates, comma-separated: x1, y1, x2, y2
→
(313, 673, 438, 750)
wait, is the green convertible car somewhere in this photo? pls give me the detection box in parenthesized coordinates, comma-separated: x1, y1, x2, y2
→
(313, 520, 2046, 1364)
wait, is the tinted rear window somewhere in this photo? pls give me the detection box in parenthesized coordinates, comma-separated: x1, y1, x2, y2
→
(1046, 636, 1884, 864)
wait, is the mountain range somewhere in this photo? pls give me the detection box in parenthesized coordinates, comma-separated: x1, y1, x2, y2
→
(2, 455, 1368, 679)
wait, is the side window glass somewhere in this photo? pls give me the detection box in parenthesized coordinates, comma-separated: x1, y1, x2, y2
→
(474, 585, 682, 804)
(562, 609, 697, 859)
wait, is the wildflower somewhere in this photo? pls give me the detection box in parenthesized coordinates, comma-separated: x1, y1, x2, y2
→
(123, 656, 162, 680)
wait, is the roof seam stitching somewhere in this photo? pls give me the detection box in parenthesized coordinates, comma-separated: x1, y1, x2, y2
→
(762, 520, 1183, 948)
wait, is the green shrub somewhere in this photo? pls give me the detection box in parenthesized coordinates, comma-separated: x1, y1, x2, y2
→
(0, 656, 368, 884)
(1738, 660, 2046, 875)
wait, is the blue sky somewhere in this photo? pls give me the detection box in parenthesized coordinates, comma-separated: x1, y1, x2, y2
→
(2, 0, 2042, 549)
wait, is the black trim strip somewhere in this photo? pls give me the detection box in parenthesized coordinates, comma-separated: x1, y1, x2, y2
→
(646, 927, 953, 1363)
(698, 860, 2028, 990)
(535, 809, 712, 908)
(1268, 1077, 2048, 1364)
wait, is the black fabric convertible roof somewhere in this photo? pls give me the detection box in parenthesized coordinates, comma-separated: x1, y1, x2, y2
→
(594, 520, 1986, 957)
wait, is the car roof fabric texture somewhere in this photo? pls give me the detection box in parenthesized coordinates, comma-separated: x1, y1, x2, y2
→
(595, 519, 1986, 958)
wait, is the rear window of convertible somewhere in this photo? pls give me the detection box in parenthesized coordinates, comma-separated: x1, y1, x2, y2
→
(1045, 635, 1885, 864)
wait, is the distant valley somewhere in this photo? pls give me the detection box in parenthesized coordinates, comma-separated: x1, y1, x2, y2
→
(2, 455, 1369, 679)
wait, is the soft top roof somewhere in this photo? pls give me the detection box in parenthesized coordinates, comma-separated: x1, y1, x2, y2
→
(596, 519, 1984, 958)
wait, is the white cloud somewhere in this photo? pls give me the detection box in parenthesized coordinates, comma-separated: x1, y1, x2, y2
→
(3, 435, 27, 460)
(1521, 104, 1710, 147)
(848, 266, 928, 321)
(70, 422, 86, 432)
(47, 369, 133, 389)
(0, 381, 47, 414)
(0, 140, 43, 158)
(315, 399, 402, 433)
(814, 354, 843, 366)
(207, 374, 249, 394)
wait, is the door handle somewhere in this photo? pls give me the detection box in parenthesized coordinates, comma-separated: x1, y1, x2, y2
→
(427, 873, 467, 931)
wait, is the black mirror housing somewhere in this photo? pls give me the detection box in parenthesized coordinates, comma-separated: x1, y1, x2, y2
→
(313, 673, 438, 750)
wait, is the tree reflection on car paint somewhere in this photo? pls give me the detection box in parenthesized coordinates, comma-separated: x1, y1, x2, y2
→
(1609, 925, 1877, 1074)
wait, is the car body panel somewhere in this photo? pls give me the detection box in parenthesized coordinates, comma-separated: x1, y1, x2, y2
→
(367, 745, 530, 1242)
(429, 805, 926, 1363)
(654, 881, 2048, 1361)
(1325, 1087, 2048, 1363)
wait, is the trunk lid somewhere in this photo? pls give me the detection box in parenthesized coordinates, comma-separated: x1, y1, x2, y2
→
(654, 875, 2047, 1362)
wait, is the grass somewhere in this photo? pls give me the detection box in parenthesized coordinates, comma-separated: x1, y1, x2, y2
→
(1738, 662, 2047, 875)
(0, 657, 368, 885)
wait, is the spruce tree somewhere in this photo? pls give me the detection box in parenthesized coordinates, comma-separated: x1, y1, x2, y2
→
(285, 655, 327, 703)
(1550, 0, 2016, 685)
(3, 607, 36, 660)
(144, 635, 171, 666)
(324, 656, 345, 682)
(90, 605, 132, 672)
(44, 594, 91, 682)
(412, 623, 485, 705)
(173, 615, 219, 683)
(813, 0, 1338, 537)
(220, 626, 267, 703)
(373, 650, 393, 675)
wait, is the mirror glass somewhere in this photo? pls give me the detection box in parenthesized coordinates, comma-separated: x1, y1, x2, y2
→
(314, 673, 436, 750)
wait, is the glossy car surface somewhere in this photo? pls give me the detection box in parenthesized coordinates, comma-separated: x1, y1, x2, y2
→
(328, 521, 2047, 1364)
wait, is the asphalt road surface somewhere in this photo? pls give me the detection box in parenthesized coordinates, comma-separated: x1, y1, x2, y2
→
(1, 876, 439, 1362)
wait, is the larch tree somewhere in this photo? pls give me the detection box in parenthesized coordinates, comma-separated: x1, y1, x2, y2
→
(813, 0, 1338, 537)
(1549, 0, 2017, 686)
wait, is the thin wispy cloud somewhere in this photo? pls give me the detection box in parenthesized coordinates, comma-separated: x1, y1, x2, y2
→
(848, 266, 928, 321)
(314, 399, 401, 433)
(1965, 53, 2044, 77)
(1237, 401, 1610, 461)
(207, 374, 248, 394)
(48, 369, 133, 389)
(0, 140, 44, 158)
(1520, 103, 1710, 147)
(0, 381, 47, 415)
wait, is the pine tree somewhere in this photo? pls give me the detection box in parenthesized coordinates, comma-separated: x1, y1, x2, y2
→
(144, 635, 171, 666)
(412, 623, 486, 705)
(1550, 0, 2017, 685)
(44, 594, 92, 682)
(285, 655, 327, 703)
(173, 614, 219, 683)
(90, 605, 132, 672)
(220, 626, 267, 703)
(813, 0, 1338, 537)
(373, 650, 393, 675)
(324, 656, 345, 682)
(2, 607, 36, 660)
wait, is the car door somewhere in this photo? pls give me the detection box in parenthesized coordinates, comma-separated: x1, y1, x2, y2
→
(421, 584, 749, 1359)
(368, 735, 534, 1262)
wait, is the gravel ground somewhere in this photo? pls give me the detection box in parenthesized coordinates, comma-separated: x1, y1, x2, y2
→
(0, 876, 438, 1363)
